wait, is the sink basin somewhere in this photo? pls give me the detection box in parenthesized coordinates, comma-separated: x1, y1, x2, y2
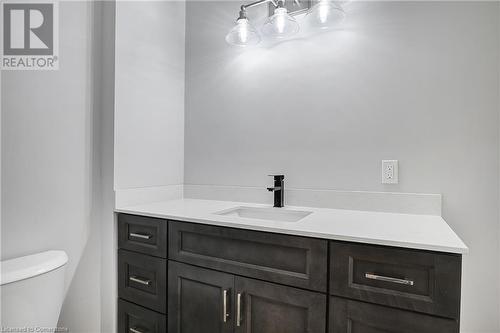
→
(215, 206, 312, 222)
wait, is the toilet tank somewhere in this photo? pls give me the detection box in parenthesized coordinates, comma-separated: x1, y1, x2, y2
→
(0, 250, 68, 332)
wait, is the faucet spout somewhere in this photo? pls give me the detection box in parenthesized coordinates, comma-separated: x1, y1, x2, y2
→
(267, 186, 282, 191)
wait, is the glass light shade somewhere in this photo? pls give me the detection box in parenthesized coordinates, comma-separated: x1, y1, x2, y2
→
(261, 7, 299, 39)
(225, 18, 261, 46)
(305, 0, 345, 30)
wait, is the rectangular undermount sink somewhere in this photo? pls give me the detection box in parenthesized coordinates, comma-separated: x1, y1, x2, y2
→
(215, 206, 312, 222)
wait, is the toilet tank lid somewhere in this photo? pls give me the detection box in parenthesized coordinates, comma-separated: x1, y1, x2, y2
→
(0, 250, 68, 286)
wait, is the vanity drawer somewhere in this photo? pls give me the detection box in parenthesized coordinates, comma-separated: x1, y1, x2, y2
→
(118, 299, 166, 333)
(329, 297, 459, 333)
(169, 221, 328, 292)
(118, 249, 167, 313)
(118, 214, 167, 258)
(330, 242, 461, 319)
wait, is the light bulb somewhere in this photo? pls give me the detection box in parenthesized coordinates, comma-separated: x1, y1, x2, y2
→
(226, 18, 261, 46)
(239, 22, 249, 42)
(305, 0, 345, 30)
(319, 3, 329, 23)
(261, 7, 299, 39)
(276, 10, 286, 33)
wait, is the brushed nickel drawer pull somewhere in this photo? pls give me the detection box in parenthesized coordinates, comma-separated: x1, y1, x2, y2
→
(236, 293, 242, 327)
(129, 327, 145, 333)
(129, 232, 152, 240)
(223, 289, 229, 323)
(129, 276, 151, 286)
(365, 273, 414, 286)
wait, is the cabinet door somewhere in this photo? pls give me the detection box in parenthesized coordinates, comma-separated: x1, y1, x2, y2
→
(329, 297, 459, 333)
(234, 277, 326, 333)
(168, 261, 234, 333)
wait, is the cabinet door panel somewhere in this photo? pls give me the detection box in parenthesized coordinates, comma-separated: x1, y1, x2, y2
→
(168, 261, 234, 333)
(234, 277, 326, 333)
(329, 297, 459, 333)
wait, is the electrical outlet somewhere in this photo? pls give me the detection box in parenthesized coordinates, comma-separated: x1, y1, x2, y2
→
(382, 160, 398, 184)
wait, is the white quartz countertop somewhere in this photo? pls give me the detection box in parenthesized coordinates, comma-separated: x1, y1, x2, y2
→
(115, 199, 468, 254)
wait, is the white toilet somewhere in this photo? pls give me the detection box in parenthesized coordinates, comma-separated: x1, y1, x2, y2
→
(0, 250, 68, 332)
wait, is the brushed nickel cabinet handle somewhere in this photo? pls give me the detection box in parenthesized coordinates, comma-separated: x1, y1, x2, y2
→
(365, 273, 414, 286)
(236, 293, 242, 327)
(223, 289, 229, 323)
(129, 232, 152, 240)
(129, 327, 145, 333)
(129, 276, 151, 286)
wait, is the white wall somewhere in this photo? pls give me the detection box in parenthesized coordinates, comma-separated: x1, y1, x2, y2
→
(114, 1, 185, 191)
(95, 2, 117, 332)
(497, 2, 500, 329)
(184, 1, 500, 332)
(60, 2, 117, 333)
(1, 1, 103, 332)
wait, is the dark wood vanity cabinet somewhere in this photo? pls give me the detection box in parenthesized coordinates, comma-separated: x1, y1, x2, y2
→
(117, 213, 462, 333)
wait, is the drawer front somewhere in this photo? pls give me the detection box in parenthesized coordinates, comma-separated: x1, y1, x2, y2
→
(118, 249, 167, 313)
(118, 299, 166, 333)
(330, 297, 458, 333)
(330, 242, 461, 319)
(118, 214, 167, 258)
(169, 221, 328, 292)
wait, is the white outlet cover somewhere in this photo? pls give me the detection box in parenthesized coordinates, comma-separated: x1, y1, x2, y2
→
(382, 160, 399, 184)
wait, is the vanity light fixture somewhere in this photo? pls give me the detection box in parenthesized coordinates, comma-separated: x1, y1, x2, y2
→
(225, 0, 345, 46)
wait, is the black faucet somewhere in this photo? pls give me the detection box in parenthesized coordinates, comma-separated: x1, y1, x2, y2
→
(267, 175, 284, 208)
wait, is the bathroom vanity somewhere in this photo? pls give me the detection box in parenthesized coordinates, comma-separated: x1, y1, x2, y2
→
(116, 199, 467, 333)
